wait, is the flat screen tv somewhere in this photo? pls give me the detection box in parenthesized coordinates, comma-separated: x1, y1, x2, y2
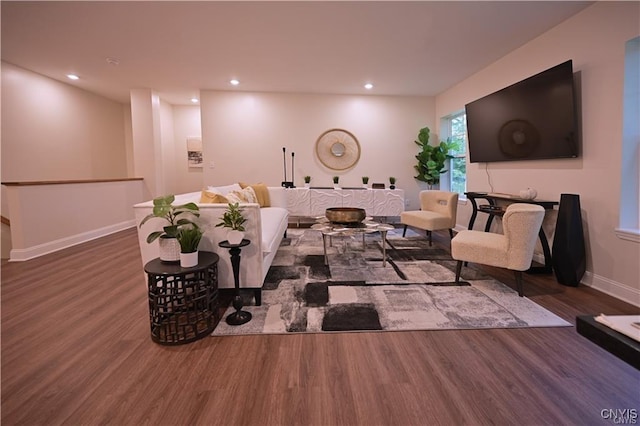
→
(465, 60, 578, 163)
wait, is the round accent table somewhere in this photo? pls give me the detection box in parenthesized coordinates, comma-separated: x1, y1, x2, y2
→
(144, 251, 219, 345)
(218, 239, 252, 325)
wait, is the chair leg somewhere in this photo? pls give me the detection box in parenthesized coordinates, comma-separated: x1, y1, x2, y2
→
(427, 230, 432, 246)
(402, 224, 408, 237)
(514, 271, 524, 297)
(455, 261, 463, 283)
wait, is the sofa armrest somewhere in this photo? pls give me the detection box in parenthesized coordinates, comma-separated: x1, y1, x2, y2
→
(134, 202, 264, 290)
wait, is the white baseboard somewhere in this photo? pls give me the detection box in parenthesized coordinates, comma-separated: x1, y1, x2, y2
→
(581, 271, 640, 308)
(9, 220, 136, 262)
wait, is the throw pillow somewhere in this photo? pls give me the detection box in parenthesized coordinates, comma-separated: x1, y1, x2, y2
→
(239, 182, 271, 207)
(200, 190, 229, 204)
(226, 186, 258, 204)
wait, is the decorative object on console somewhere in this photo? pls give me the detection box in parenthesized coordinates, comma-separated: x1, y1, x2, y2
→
(413, 126, 459, 188)
(215, 202, 247, 245)
(138, 194, 200, 263)
(372, 183, 385, 189)
(519, 188, 538, 200)
(325, 207, 366, 225)
(177, 224, 203, 268)
(362, 176, 369, 188)
(304, 176, 311, 188)
(389, 177, 396, 189)
(281, 147, 295, 188)
(332, 175, 340, 189)
(316, 128, 361, 170)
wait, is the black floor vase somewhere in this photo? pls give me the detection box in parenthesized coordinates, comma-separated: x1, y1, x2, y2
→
(552, 194, 586, 286)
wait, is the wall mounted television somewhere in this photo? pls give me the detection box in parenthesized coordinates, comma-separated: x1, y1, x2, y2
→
(465, 60, 579, 163)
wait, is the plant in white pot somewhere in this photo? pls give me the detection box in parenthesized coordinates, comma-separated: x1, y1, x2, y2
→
(176, 224, 204, 268)
(333, 176, 340, 189)
(362, 176, 369, 189)
(304, 175, 311, 188)
(139, 195, 200, 262)
(216, 202, 247, 245)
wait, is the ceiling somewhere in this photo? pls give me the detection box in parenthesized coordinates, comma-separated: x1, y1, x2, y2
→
(1, 1, 593, 105)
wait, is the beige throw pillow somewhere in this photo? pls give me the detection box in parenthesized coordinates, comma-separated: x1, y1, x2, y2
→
(239, 182, 271, 207)
(200, 190, 229, 204)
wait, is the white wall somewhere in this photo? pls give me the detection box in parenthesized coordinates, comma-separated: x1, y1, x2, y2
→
(1, 62, 128, 181)
(200, 91, 434, 210)
(436, 2, 640, 303)
(172, 105, 204, 194)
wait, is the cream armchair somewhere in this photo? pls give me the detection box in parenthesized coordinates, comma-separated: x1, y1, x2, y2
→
(400, 190, 458, 245)
(451, 203, 545, 297)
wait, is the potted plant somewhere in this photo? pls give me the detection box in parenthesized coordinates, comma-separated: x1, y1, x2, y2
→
(139, 194, 200, 262)
(333, 176, 340, 189)
(413, 126, 459, 189)
(389, 177, 396, 189)
(304, 175, 311, 188)
(176, 224, 203, 267)
(216, 202, 247, 245)
(362, 176, 369, 189)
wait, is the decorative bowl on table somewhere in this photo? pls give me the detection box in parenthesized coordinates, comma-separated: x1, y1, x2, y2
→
(325, 207, 366, 225)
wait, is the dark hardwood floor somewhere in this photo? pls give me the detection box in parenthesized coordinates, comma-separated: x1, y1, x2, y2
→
(1, 227, 638, 425)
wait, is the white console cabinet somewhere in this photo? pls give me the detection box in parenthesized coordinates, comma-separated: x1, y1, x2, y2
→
(286, 188, 404, 217)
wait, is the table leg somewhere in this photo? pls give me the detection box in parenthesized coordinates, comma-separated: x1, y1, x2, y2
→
(381, 230, 388, 267)
(468, 197, 479, 230)
(322, 233, 328, 265)
(226, 246, 252, 325)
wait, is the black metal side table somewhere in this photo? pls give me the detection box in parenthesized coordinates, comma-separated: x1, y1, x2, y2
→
(218, 239, 252, 325)
(144, 251, 219, 345)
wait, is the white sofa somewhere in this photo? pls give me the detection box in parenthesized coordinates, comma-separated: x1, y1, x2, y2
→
(134, 186, 289, 305)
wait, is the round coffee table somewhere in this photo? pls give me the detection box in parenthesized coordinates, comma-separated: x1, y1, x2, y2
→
(311, 217, 394, 266)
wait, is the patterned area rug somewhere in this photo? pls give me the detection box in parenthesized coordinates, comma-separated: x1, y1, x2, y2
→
(211, 228, 570, 335)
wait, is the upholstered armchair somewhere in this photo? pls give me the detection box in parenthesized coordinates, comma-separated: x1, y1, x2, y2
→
(400, 190, 458, 245)
(451, 203, 545, 297)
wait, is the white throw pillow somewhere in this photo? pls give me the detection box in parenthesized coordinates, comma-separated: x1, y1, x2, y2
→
(226, 186, 258, 204)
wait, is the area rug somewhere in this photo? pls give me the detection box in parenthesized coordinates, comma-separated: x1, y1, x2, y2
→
(211, 228, 570, 335)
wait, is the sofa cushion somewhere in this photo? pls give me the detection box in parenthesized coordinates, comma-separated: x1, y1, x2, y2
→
(260, 207, 289, 254)
(240, 182, 271, 207)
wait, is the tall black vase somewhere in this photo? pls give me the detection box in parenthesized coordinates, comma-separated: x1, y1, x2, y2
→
(552, 194, 586, 286)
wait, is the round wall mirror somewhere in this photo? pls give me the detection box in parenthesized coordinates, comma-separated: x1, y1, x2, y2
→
(331, 142, 346, 157)
(315, 129, 361, 170)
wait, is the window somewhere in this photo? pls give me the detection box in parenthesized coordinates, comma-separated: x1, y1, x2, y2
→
(442, 111, 467, 196)
(617, 36, 639, 242)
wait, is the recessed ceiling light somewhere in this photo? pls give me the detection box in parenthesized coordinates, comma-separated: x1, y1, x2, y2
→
(230, 79, 240, 86)
(190, 98, 199, 103)
(67, 74, 80, 80)
(364, 83, 373, 90)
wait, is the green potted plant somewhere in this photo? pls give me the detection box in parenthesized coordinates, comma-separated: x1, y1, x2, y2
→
(333, 176, 340, 189)
(304, 175, 311, 188)
(413, 126, 459, 189)
(176, 224, 203, 267)
(362, 176, 369, 188)
(139, 194, 200, 262)
(389, 177, 396, 189)
(216, 202, 247, 245)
